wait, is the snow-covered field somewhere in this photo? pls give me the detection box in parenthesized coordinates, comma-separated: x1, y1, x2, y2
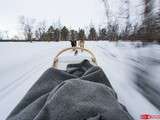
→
(0, 41, 160, 120)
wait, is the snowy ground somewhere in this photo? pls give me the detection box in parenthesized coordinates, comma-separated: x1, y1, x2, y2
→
(0, 41, 160, 120)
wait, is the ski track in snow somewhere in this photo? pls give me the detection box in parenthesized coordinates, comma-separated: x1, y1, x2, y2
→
(89, 44, 160, 120)
(0, 41, 160, 120)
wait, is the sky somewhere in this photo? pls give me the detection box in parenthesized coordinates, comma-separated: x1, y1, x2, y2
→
(0, 0, 107, 38)
(0, 0, 148, 38)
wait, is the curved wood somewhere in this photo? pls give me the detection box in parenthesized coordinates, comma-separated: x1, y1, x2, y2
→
(53, 47, 97, 68)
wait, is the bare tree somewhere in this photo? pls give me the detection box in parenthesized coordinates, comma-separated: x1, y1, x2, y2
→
(12, 35, 20, 40)
(121, 23, 132, 40)
(119, 0, 130, 26)
(0, 30, 9, 40)
(130, 23, 139, 41)
(19, 16, 36, 41)
(35, 21, 47, 40)
(118, 0, 131, 40)
(0, 31, 3, 40)
(107, 22, 119, 41)
(102, 0, 111, 25)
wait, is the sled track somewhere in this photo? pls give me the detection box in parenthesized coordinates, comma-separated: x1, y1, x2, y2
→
(0, 48, 56, 101)
(0, 59, 49, 101)
(90, 44, 160, 119)
(96, 45, 146, 72)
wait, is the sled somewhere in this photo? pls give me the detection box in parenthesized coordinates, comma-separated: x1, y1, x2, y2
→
(53, 47, 97, 68)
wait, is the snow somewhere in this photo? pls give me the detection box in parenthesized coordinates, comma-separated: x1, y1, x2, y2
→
(0, 41, 160, 120)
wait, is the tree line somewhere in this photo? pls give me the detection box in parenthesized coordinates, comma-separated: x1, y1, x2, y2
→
(1, 0, 160, 43)
(18, 1, 160, 43)
(17, 16, 113, 42)
(16, 15, 160, 43)
(18, 20, 160, 43)
(135, 0, 160, 42)
(101, 0, 160, 43)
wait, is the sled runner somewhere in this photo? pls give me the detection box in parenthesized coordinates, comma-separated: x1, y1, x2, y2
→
(53, 47, 97, 68)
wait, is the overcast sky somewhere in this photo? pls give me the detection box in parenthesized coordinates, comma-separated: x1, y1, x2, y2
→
(0, 0, 146, 38)
(0, 0, 107, 37)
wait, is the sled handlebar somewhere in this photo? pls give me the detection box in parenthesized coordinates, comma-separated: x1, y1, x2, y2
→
(53, 47, 97, 68)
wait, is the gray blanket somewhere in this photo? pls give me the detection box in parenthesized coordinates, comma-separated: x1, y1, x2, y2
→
(7, 60, 133, 120)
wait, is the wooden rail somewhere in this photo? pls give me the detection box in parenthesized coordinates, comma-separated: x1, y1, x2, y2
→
(53, 47, 97, 68)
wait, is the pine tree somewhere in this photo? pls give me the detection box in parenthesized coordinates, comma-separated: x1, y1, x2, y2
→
(88, 27, 97, 40)
(46, 26, 54, 41)
(61, 26, 69, 41)
(107, 23, 119, 41)
(78, 29, 86, 40)
(54, 28, 61, 41)
(70, 30, 76, 41)
(99, 28, 107, 40)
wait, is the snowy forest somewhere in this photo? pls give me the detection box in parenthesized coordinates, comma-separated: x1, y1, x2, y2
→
(0, 0, 160, 43)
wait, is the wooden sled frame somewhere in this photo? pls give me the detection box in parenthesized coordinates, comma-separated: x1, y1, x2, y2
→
(53, 47, 97, 68)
